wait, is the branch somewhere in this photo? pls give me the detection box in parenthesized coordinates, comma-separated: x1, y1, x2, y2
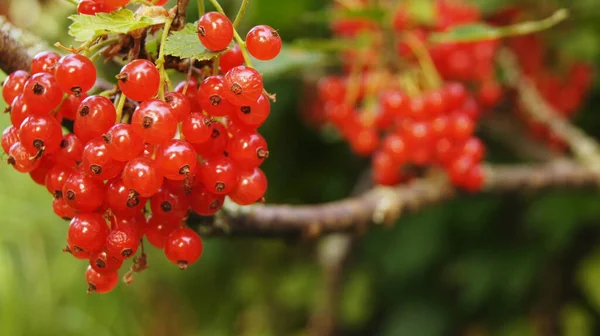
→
(0, 18, 34, 73)
(172, 0, 190, 31)
(193, 161, 599, 237)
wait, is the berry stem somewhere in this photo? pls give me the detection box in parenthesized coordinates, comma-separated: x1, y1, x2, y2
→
(232, 0, 249, 28)
(212, 56, 220, 75)
(63, 0, 78, 5)
(207, 0, 254, 68)
(115, 93, 127, 123)
(156, 15, 175, 101)
(88, 38, 120, 54)
(402, 33, 442, 89)
(198, 0, 205, 17)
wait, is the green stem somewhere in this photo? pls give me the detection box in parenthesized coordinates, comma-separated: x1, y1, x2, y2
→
(207, 0, 254, 67)
(232, 0, 249, 28)
(64, 0, 78, 5)
(198, 0, 205, 17)
(156, 16, 175, 101)
(403, 33, 441, 89)
(212, 56, 220, 75)
(88, 38, 120, 53)
(115, 93, 127, 123)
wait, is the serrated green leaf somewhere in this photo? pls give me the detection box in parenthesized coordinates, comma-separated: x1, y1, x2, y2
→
(68, 9, 167, 42)
(163, 23, 226, 60)
(254, 47, 326, 79)
(429, 8, 569, 43)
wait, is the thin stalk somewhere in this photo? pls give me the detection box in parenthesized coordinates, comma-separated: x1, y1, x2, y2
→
(115, 93, 127, 123)
(212, 56, 220, 75)
(63, 0, 78, 5)
(198, 0, 205, 17)
(232, 0, 249, 28)
(403, 33, 441, 89)
(156, 16, 175, 101)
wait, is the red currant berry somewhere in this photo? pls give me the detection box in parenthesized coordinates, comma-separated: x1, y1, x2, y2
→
(164, 228, 203, 269)
(175, 79, 201, 112)
(117, 59, 160, 101)
(85, 266, 118, 294)
(62, 171, 106, 212)
(106, 178, 148, 216)
(60, 93, 88, 120)
(150, 187, 190, 220)
(228, 131, 269, 168)
(122, 156, 164, 197)
(198, 156, 239, 194)
(9, 94, 31, 127)
(372, 151, 402, 186)
(56, 134, 84, 167)
(55, 54, 96, 96)
(155, 139, 198, 180)
(52, 197, 77, 220)
(103, 123, 144, 161)
(1, 125, 19, 154)
(75, 95, 117, 143)
(7, 142, 40, 173)
(89, 250, 123, 275)
(2, 70, 28, 104)
(144, 215, 179, 249)
(228, 167, 267, 205)
(165, 92, 191, 122)
(223, 66, 264, 106)
(82, 137, 125, 180)
(220, 45, 244, 73)
(192, 122, 228, 158)
(235, 94, 270, 128)
(18, 115, 63, 156)
(105, 228, 140, 260)
(182, 113, 214, 144)
(102, 0, 130, 8)
(246, 25, 282, 61)
(68, 213, 109, 254)
(131, 99, 177, 144)
(45, 164, 74, 198)
(198, 76, 235, 116)
(29, 155, 55, 185)
(31, 51, 60, 74)
(189, 184, 225, 216)
(197, 12, 234, 51)
(22, 72, 63, 114)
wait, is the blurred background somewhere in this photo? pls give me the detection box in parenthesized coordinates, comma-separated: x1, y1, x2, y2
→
(1, 0, 600, 335)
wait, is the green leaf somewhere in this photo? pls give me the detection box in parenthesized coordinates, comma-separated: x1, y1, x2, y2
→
(163, 23, 227, 60)
(429, 8, 569, 43)
(68, 9, 167, 42)
(254, 47, 326, 79)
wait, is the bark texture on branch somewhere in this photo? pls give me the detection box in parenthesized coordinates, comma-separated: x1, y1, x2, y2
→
(0, 18, 33, 73)
(193, 162, 599, 237)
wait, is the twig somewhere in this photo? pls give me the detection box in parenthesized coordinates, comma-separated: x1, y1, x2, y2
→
(190, 162, 599, 237)
(0, 20, 33, 73)
(172, 0, 191, 31)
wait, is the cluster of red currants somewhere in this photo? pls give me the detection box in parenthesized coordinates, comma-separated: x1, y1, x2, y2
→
(77, 0, 169, 15)
(1, 9, 281, 293)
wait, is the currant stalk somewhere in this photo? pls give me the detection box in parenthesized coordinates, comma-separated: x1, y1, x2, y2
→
(156, 15, 175, 101)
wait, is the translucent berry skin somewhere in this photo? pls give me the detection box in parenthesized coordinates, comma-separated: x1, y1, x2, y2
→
(29, 155, 55, 186)
(22, 73, 63, 114)
(55, 54, 97, 96)
(113, 213, 146, 240)
(7, 142, 40, 173)
(117, 59, 160, 101)
(66, 239, 90, 259)
(150, 187, 190, 219)
(246, 25, 282, 61)
(228, 167, 267, 205)
(182, 113, 213, 144)
(174, 79, 201, 112)
(122, 156, 164, 197)
(18, 115, 63, 155)
(62, 171, 106, 212)
(228, 131, 269, 168)
(165, 92, 191, 122)
(75, 95, 117, 143)
(220, 45, 244, 73)
(60, 93, 88, 120)
(103, 123, 144, 161)
(2, 70, 29, 104)
(52, 197, 77, 219)
(45, 164, 74, 198)
(164, 228, 203, 269)
(105, 178, 148, 216)
(189, 184, 225, 216)
(85, 266, 118, 294)
(155, 139, 198, 180)
(89, 250, 123, 275)
(77, 0, 113, 15)
(68, 213, 109, 254)
(223, 66, 264, 106)
(56, 134, 84, 167)
(131, 99, 177, 145)
(197, 76, 235, 117)
(31, 51, 60, 74)
(1, 125, 19, 154)
(81, 137, 124, 181)
(198, 156, 239, 194)
(145, 215, 179, 249)
(197, 12, 234, 51)
(9, 94, 31, 127)
(235, 94, 270, 128)
(105, 229, 140, 260)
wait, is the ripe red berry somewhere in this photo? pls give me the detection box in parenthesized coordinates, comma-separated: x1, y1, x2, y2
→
(2, 70, 28, 104)
(55, 54, 97, 96)
(131, 99, 177, 144)
(234, 94, 270, 128)
(29, 155, 55, 186)
(223, 66, 264, 106)
(372, 151, 402, 186)
(197, 76, 235, 116)
(31, 51, 60, 74)
(103, 123, 144, 161)
(45, 164, 74, 198)
(165, 92, 191, 122)
(9, 94, 31, 127)
(22, 73, 63, 114)
(60, 93, 88, 120)
(52, 197, 77, 219)
(7, 142, 40, 173)
(246, 25, 282, 61)
(198, 156, 239, 194)
(164, 228, 203, 269)
(75, 95, 117, 143)
(89, 250, 123, 275)
(182, 113, 214, 144)
(220, 45, 244, 73)
(56, 134, 84, 167)
(102, 0, 130, 8)
(105, 228, 140, 260)
(77, 0, 113, 15)
(189, 184, 225, 216)
(145, 215, 179, 249)
(150, 187, 190, 220)
(117, 59, 160, 101)
(155, 139, 198, 180)
(1, 125, 19, 154)
(228, 131, 269, 168)
(81, 137, 125, 180)
(197, 12, 234, 51)
(68, 213, 109, 254)
(122, 156, 164, 197)
(105, 178, 148, 216)
(85, 266, 118, 294)
(228, 167, 267, 205)
(192, 122, 229, 158)
(175, 79, 201, 112)
(62, 171, 106, 212)
(18, 115, 63, 156)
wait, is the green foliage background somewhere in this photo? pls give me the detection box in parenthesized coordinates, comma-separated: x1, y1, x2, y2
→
(2, 0, 600, 335)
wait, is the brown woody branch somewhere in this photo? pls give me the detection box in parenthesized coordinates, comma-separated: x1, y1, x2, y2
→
(193, 162, 599, 238)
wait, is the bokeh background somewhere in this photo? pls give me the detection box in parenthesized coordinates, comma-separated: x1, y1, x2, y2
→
(1, 0, 600, 335)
